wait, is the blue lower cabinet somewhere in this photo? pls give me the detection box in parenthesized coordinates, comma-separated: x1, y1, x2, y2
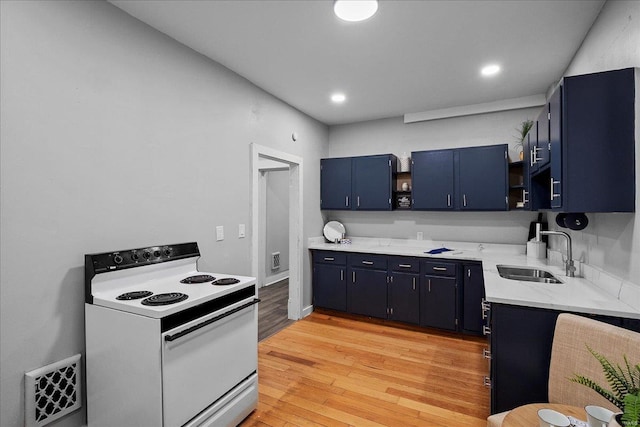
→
(312, 251, 481, 333)
(313, 263, 346, 311)
(388, 272, 420, 324)
(420, 275, 457, 331)
(347, 267, 388, 319)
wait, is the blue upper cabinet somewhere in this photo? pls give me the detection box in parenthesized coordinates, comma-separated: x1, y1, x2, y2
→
(554, 68, 635, 212)
(412, 144, 508, 211)
(458, 145, 509, 211)
(320, 157, 352, 209)
(320, 154, 396, 211)
(352, 155, 396, 210)
(411, 150, 455, 210)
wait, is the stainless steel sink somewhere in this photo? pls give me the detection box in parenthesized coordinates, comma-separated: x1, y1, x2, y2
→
(497, 265, 563, 284)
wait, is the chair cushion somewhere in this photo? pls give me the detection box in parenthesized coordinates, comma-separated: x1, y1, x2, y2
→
(548, 313, 640, 410)
(486, 410, 509, 427)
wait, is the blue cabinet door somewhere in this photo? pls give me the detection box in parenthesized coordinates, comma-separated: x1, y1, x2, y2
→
(559, 68, 635, 212)
(347, 268, 388, 318)
(535, 106, 550, 170)
(320, 157, 352, 210)
(313, 263, 346, 311)
(352, 155, 394, 210)
(388, 272, 420, 324)
(420, 275, 457, 331)
(458, 145, 508, 210)
(411, 150, 454, 210)
(462, 263, 485, 335)
(549, 86, 562, 209)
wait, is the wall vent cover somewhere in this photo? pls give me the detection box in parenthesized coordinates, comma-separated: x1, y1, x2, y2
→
(25, 354, 82, 427)
(271, 252, 280, 270)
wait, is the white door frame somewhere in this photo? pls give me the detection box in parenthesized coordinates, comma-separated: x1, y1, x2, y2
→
(251, 143, 303, 320)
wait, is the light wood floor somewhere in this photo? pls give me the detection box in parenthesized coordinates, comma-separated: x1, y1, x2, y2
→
(242, 311, 490, 427)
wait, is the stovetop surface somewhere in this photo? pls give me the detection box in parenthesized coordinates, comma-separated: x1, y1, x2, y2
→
(90, 264, 256, 318)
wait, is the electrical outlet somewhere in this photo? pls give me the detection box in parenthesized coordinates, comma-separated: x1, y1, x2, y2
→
(216, 226, 224, 241)
(417, 232, 423, 240)
(238, 224, 245, 238)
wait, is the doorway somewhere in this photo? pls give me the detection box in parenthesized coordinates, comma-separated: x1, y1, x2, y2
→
(251, 143, 303, 320)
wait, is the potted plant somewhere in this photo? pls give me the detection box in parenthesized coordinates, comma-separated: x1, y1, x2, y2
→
(571, 346, 640, 426)
(513, 119, 534, 161)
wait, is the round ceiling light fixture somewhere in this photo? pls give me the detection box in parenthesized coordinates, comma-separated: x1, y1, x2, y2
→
(334, 0, 378, 22)
(481, 64, 501, 77)
(331, 93, 346, 103)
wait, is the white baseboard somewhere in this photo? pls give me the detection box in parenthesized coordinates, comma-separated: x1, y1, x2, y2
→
(262, 271, 289, 288)
(302, 305, 313, 318)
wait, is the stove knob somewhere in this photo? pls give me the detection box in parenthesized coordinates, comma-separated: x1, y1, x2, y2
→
(113, 254, 123, 264)
(143, 251, 151, 259)
(153, 250, 161, 257)
(131, 252, 140, 261)
(163, 248, 172, 257)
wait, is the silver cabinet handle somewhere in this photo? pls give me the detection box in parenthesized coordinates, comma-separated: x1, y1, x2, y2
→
(345, 196, 349, 207)
(530, 149, 535, 167)
(463, 194, 467, 207)
(398, 264, 411, 268)
(340, 269, 344, 281)
(447, 194, 451, 207)
(522, 189, 529, 204)
(532, 146, 541, 164)
(324, 257, 334, 261)
(357, 196, 360, 207)
(483, 348, 492, 360)
(432, 266, 447, 271)
(483, 376, 492, 388)
(390, 276, 393, 283)
(362, 261, 373, 265)
(428, 279, 431, 292)
(412, 277, 416, 290)
(352, 271, 355, 282)
(551, 177, 561, 200)
(483, 325, 492, 336)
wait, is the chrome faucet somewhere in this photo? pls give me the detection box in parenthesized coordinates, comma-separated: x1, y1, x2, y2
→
(536, 226, 575, 277)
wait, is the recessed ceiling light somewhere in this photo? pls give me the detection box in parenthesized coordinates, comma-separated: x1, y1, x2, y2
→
(334, 0, 378, 22)
(481, 64, 501, 77)
(331, 93, 346, 103)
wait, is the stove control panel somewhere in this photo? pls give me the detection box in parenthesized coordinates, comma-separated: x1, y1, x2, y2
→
(86, 242, 199, 274)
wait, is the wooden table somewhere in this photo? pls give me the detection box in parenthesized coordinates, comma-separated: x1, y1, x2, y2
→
(503, 403, 585, 427)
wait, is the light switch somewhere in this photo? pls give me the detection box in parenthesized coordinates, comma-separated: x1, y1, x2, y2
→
(216, 226, 224, 241)
(238, 224, 246, 238)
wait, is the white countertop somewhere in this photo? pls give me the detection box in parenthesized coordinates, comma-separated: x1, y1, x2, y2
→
(308, 237, 640, 320)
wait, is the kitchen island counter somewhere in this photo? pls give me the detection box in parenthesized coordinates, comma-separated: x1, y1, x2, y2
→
(309, 237, 640, 320)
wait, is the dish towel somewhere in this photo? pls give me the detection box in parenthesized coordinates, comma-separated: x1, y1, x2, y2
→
(425, 247, 453, 255)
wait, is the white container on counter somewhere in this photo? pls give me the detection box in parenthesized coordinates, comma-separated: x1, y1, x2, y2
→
(527, 240, 547, 259)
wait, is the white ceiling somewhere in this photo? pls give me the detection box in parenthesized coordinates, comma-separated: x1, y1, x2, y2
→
(109, 0, 605, 126)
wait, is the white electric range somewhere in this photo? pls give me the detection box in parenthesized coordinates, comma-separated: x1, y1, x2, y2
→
(85, 242, 259, 427)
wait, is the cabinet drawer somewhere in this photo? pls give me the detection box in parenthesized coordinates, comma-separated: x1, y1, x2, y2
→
(423, 260, 457, 276)
(313, 251, 346, 265)
(389, 256, 420, 273)
(349, 253, 387, 269)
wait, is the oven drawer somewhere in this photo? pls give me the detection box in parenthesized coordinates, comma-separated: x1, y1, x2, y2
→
(162, 298, 258, 427)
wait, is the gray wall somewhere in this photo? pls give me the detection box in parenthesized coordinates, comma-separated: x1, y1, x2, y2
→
(265, 169, 290, 280)
(0, 1, 327, 426)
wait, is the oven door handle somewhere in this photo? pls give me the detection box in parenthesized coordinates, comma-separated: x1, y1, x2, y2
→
(164, 298, 260, 342)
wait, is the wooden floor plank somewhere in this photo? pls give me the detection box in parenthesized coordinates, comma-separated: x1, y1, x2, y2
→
(242, 312, 490, 427)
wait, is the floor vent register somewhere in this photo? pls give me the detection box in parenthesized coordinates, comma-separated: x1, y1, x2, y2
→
(25, 354, 82, 427)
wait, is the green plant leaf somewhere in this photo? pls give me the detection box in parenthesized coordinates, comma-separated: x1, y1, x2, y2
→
(621, 392, 640, 426)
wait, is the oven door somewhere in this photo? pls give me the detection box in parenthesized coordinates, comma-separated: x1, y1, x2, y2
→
(161, 297, 259, 427)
